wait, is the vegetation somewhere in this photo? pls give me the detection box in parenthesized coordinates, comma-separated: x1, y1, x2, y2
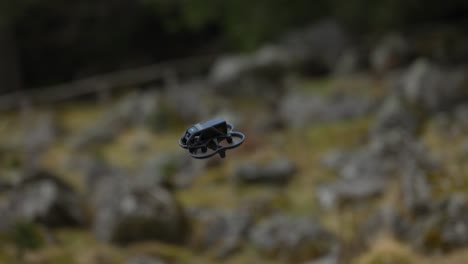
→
(0, 0, 467, 88)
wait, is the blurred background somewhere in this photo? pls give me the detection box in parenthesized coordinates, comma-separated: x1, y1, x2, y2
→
(1, 0, 468, 263)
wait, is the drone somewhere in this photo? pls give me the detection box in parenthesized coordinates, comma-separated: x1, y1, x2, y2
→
(179, 118, 245, 159)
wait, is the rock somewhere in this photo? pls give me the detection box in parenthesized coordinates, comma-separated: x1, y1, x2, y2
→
(400, 162, 432, 211)
(320, 150, 351, 170)
(432, 104, 468, 137)
(371, 95, 419, 136)
(334, 48, 366, 75)
(69, 91, 159, 149)
(371, 33, 411, 73)
(189, 207, 251, 259)
(396, 59, 468, 113)
(249, 214, 336, 261)
(210, 45, 290, 89)
(363, 194, 468, 253)
(359, 206, 410, 246)
(281, 20, 349, 72)
(126, 255, 166, 264)
(233, 158, 296, 185)
(210, 20, 349, 96)
(137, 153, 204, 190)
(92, 174, 188, 245)
(279, 92, 374, 127)
(23, 113, 58, 153)
(63, 154, 115, 193)
(408, 194, 468, 253)
(164, 81, 210, 123)
(3, 171, 84, 228)
(22, 114, 59, 169)
(209, 46, 288, 99)
(318, 131, 437, 209)
(316, 177, 387, 208)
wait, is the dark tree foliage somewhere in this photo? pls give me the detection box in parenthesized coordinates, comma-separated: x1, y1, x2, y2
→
(1, 0, 468, 88)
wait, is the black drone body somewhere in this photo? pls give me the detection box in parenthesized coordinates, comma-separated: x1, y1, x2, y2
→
(179, 118, 245, 159)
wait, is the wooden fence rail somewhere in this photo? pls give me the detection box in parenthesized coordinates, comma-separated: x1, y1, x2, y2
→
(0, 55, 216, 110)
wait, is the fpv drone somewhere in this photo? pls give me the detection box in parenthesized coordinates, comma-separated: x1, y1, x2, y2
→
(179, 118, 245, 159)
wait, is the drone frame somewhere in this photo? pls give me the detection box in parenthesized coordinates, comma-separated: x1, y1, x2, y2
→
(179, 119, 245, 159)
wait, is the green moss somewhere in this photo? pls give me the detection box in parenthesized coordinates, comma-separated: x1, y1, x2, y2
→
(300, 78, 334, 95)
(12, 221, 43, 251)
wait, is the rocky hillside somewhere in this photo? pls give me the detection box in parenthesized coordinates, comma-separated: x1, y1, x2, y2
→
(1, 20, 468, 264)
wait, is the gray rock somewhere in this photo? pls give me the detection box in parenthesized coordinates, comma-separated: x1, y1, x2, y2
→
(279, 92, 374, 127)
(316, 176, 387, 208)
(92, 174, 188, 245)
(334, 48, 366, 75)
(210, 20, 349, 96)
(137, 153, 204, 189)
(233, 159, 296, 185)
(359, 206, 410, 245)
(432, 104, 468, 137)
(249, 214, 336, 261)
(408, 194, 468, 252)
(69, 91, 159, 149)
(63, 154, 115, 193)
(23, 113, 58, 153)
(371, 33, 410, 73)
(371, 95, 419, 136)
(189, 207, 251, 258)
(164, 81, 210, 123)
(281, 20, 349, 71)
(318, 132, 437, 209)
(320, 150, 351, 170)
(23, 114, 59, 168)
(401, 162, 432, 211)
(362, 194, 468, 253)
(397, 59, 468, 113)
(3, 171, 83, 228)
(210, 45, 291, 90)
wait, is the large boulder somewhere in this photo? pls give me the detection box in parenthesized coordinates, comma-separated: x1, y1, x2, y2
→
(318, 132, 437, 209)
(209, 47, 288, 101)
(210, 45, 290, 89)
(279, 92, 374, 127)
(92, 174, 188, 245)
(371, 33, 411, 74)
(404, 194, 468, 253)
(209, 20, 350, 96)
(396, 59, 468, 114)
(280, 20, 349, 72)
(249, 214, 336, 262)
(432, 103, 468, 137)
(360, 194, 468, 254)
(371, 95, 420, 136)
(22, 113, 60, 169)
(400, 162, 432, 212)
(1, 171, 84, 228)
(233, 158, 297, 185)
(189, 207, 252, 259)
(316, 176, 387, 209)
(163, 80, 210, 123)
(137, 153, 204, 190)
(69, 91, 160, 149)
